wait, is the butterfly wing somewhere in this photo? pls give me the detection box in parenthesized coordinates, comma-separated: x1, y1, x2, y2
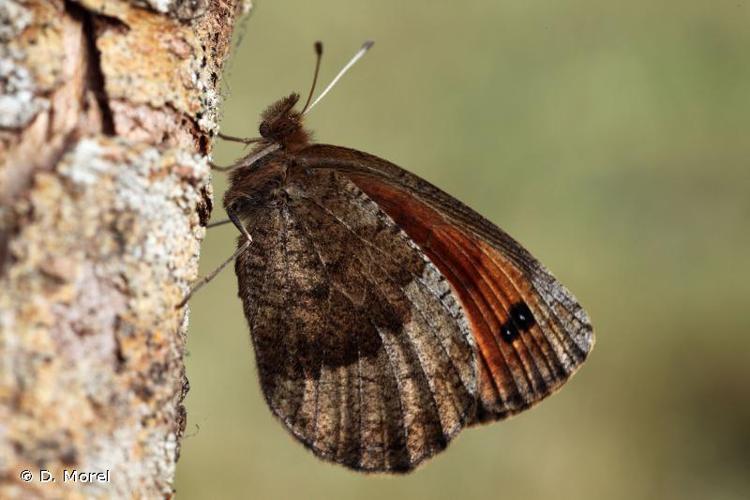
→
(234, 164, 478, 472)
(296, 145, 594, 423)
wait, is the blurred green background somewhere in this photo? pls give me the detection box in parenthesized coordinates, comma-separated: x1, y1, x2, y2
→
(175, 1, 750, 498)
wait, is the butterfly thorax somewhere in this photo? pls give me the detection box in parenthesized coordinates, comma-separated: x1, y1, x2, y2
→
(224, 156, 289, 214)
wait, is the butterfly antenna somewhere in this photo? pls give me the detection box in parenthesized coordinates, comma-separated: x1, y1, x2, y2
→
(300, 41, 324, 115)
(303, 40, 374, 115)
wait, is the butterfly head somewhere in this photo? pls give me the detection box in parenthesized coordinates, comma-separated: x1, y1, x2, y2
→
(258, 93, 311, 151)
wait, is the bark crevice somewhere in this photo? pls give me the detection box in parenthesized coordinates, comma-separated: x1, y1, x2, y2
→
(69, 1, 118, 136)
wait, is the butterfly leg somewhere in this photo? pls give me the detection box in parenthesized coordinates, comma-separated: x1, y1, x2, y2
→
(206, 218, 231, 229)
(209, 161, 236, 172)
(217, 132, 262, 144)
(176, 207, 252, 309)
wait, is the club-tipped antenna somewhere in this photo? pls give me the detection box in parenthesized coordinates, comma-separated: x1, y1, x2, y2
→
(300, 41, 324, 115)
(303, 40, 374, 115)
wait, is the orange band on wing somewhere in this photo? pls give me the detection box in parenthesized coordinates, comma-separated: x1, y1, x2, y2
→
(348, 175, 563, 419)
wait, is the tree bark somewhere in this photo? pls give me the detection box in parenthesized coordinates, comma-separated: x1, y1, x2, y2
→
(0, 1, 247, 497)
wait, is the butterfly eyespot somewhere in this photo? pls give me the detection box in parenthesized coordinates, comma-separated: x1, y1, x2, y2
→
(499, 323, 519, 343)
(509, 302, 536, 331)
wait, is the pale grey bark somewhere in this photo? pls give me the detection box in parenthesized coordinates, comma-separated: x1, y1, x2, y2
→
(0, 1, 245, 497)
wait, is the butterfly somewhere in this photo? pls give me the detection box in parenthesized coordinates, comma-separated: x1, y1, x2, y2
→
(186, 41, 594, 473)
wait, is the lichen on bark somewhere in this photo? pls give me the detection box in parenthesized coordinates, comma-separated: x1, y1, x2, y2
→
(0, 0, 244, 497)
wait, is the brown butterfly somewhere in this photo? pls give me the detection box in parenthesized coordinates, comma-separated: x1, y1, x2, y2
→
(185, 41, 594, 473)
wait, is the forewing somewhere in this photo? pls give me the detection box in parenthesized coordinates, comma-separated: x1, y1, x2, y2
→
(235, 167, 477, 472)
(297, 145, 594, 423)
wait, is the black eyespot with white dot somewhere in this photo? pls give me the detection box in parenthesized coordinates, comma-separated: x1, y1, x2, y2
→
(510, 302, 536, 331)
(498, 301, 536, 344)
(500, 322, 519, 343)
